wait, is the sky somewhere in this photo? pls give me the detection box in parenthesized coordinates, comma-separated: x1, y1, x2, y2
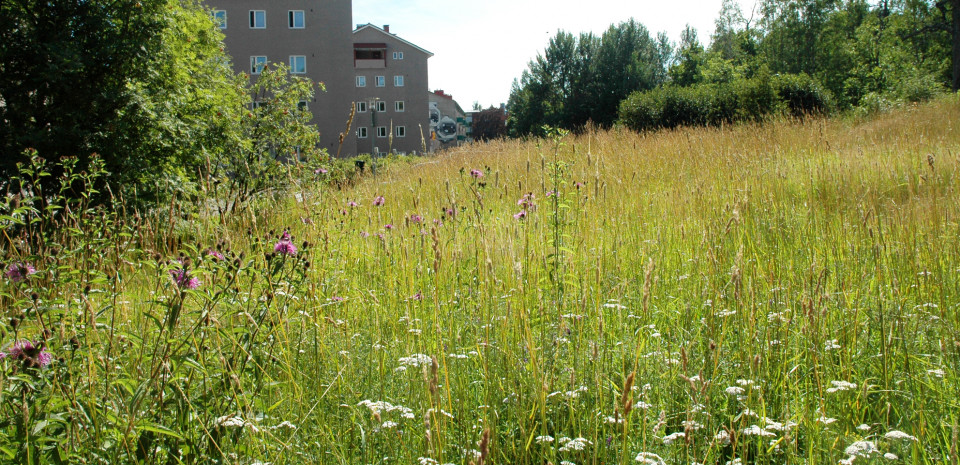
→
(353, 0, 759, 109)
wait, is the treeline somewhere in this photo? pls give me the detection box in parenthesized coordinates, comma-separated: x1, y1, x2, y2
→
(508, 0, 958, 136)
(0, 0, 321, 207)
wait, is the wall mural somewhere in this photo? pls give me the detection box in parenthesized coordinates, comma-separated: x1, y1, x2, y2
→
(429, 102, 458, 143)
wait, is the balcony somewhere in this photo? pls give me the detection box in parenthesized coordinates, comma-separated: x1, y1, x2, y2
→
(354, 43, 386, 69)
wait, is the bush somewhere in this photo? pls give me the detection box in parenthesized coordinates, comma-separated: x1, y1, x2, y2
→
(619, 73, 833, 132)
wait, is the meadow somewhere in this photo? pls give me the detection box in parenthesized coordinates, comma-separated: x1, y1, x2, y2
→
(2, 96, 959, 464)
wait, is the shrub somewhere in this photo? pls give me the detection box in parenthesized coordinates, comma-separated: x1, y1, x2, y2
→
(772, 73, 834, 117)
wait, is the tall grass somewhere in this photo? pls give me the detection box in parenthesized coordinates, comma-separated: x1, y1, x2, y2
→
(2, 96, 959, 464)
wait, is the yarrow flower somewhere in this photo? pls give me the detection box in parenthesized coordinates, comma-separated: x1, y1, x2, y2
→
(2, 340, 53, 368)
(470, 169, 483, 178)
(274, 231, 297, 256)
(373, 195, 385, 206)
(170, 268, 201, 289)
(5, 262, 37, 282)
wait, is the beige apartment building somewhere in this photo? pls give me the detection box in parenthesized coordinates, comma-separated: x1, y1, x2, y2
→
(352, 24, 432, 155)
(208, 0, 358, 156)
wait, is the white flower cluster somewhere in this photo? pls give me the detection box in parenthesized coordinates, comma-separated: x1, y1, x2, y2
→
(215, 415, 259, 432)
(662, 432, 685, 445)
(634, 452, 666, 464)
(398, 353, 433, 367)
(826, 380, 858, 393)
(558, 437, 593, 452)
(357, 400, 415, 419)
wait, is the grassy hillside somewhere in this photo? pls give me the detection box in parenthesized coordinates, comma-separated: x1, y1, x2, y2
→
(2, 97, 960, 464)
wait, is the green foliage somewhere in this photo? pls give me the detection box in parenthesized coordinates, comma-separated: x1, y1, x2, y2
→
(618, 72, 832, 131)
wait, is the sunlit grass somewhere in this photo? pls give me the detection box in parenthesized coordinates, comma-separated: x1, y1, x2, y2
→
(2, 96, 959, 464)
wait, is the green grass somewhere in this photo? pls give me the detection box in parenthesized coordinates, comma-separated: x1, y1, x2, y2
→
(2, 96, 960, 464)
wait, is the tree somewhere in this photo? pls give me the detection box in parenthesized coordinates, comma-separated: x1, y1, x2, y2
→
(0, 0, 250, 204)
(471, 106, 507, 141)
(669, 25, 706, 86)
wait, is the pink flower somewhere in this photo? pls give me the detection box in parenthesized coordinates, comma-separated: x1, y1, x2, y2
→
(518, 193, 536, 209)
(411, 291, 423, 301)
(347, 201, 359, 208)
(574, 181, 585, 189)
(330, 296, 345, 302)
(470, 169, 484, 178)
(409, 214, 423, 224)
(384, 224, 394, 230)
(315, 167, 328, 174)
(546, 190, 556, 197)
(205, 249, 224, 261)
(514, 210, 527, 220)
(170, 269, 201, 289)
(373, 196, 385, 206)
(433, 218, 443, 226)
(360, 231, 370, 238)
(5, 262, 36, 282)
(4, 340, 52, 368)
(274, 240, 297, 256)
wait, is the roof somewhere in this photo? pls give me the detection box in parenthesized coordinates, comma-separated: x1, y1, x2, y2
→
(353, 23, 433, 57)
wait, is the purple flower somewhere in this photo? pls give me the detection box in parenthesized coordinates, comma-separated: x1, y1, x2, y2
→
(433, 218, 443, 226)
(411, 291, 423, 301)
(347, 201, 359, 208)
(514, 210, 527, 220)
(206, 249, 224, 261)
(384, 224, 394, 230)
(170, 268, 201, 289)
(546, 190, 556, 197)
(315, 167, 328, 174)
(470, 169, 484, 178)
(445, 208, 456, 218)
(274, 240, 297, 256)
(5, 262, 37, 282)
(373, 196, 385, 207)
(574, 181, 585, 189)
(5, 340, 53, 368)
(409, 214, 423, 224)
(518, 193, 536, 209)
(330, 296, 345, 302)
(360, 231, 370, 238)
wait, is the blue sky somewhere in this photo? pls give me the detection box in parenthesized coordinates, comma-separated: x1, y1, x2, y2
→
(353, 0, 759, 109)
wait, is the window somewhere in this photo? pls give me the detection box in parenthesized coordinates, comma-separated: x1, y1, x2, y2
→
(394, 75, 404, 87)
(395, 126, 406, 138)
(393, 51, 404, 60)
(356, 101, 367, 113)
(375, 101, 386, 112)
(356, 76, 366, 87)
(377, 126, 387, 138)
(288, 10, 304, 28)
(249, 10, 266, 28)
(375, 76, 385, 87)
(212, 10, 227, 29)
(250, 56, 267, 74)
(357, 127, 368, 138)
(394, 101, 405, 112)
(297, 100, 308, 111)
(290, 55, 306, 74)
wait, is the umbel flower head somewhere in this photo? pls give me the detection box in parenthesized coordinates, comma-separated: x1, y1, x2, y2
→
(2, 340, 53, 368)
(5, 262, 37, 282)
(274, 231, 297, 256)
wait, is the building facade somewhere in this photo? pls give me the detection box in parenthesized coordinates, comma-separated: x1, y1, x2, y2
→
(207, 0, 358, 156)
(352, 24, 432, 155)
(428, 90, 467, 151)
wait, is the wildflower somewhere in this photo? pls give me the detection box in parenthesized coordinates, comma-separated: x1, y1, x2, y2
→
(206, 249, 225, 261)
(3, 340, 53, 368)
(347, 201, 358, 207)
(384, 224, 394, 230)
(315, 167, 328, 174)
(558, 437, 592, 452)
(725, 386, 745, 395)
(535, 435, 554, 444)
(470, 169, 483, 178)
(883, 430, 917, 441)
(360, 231, 370, 238)
(662, 432, 685, 445)
(574, 181, 585, 189)
(844, 440, 878, 457)
(826, 380, 857, 393)
(883, 453, 898, 460)
(928, 368, 945, 378)
(409, 214, 423, 223)
(274, 232, 297, 256)
(518, 192, 536, 209)
(397, 354, 433, 368)
(546, 190, 556, 197)
(411, 291, 423, 301)
(513, 209, 527, 220)
(373, 195, 385, 206)
(170, 268, 200, 289)
(825, 339, 841, 350)
(330, 296, 345, 302)
(742, 425, 776, 437)
(5, 262, 37, 282)
(635, 453, 665, 465)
